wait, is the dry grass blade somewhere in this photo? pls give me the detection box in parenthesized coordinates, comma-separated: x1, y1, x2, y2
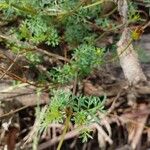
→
(93, 123, 113, 145)
(119, 104, 149, 149)
(129, 105, 148, 149)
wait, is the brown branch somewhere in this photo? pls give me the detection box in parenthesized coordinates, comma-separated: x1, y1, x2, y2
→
(33, 47, 70, 62)
(0, 105, 29, 119)
(0, 66, 47, 88)
(0, 34, 70, 62)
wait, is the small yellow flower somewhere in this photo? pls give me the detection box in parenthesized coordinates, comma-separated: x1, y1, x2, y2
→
(96, 48, 101, 55)
(131, 26, 143, 40)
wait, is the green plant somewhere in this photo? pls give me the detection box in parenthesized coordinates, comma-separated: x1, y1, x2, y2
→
(128, 2, 141, 23)
(80, 128, 93, 143)
(41, 89, 106, 148)
(44, 90, 105, 125)
(0, 0, 143, 149)
(50, 44, 104, 83)
(18, 16, 60, 46)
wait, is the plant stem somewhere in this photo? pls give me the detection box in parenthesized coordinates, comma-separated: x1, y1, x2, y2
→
(2, 0, 113, 17)
(57, 112, 71, 150)
(83, 0, 106, 9)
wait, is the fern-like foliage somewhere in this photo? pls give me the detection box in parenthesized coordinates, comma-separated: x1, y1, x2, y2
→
(18, 16, 60, 46)
(0, 0, 143, 146)
(50, 44, 104, 83)
(40, 89, 106, 143)
(42, 89, 106, 128)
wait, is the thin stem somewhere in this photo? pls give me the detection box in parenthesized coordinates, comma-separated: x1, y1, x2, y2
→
(0, 53, 19, 80)
(0, 66, 45, 88)
(83, 0, 109, 9)
(57, 112, 71, 150)
(0, 105, 29, 119)
(3, 0, 113, 17)
(101, 6, 117, 17)
(11, 3, 37, 15)
(142, 20, 150, 29)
